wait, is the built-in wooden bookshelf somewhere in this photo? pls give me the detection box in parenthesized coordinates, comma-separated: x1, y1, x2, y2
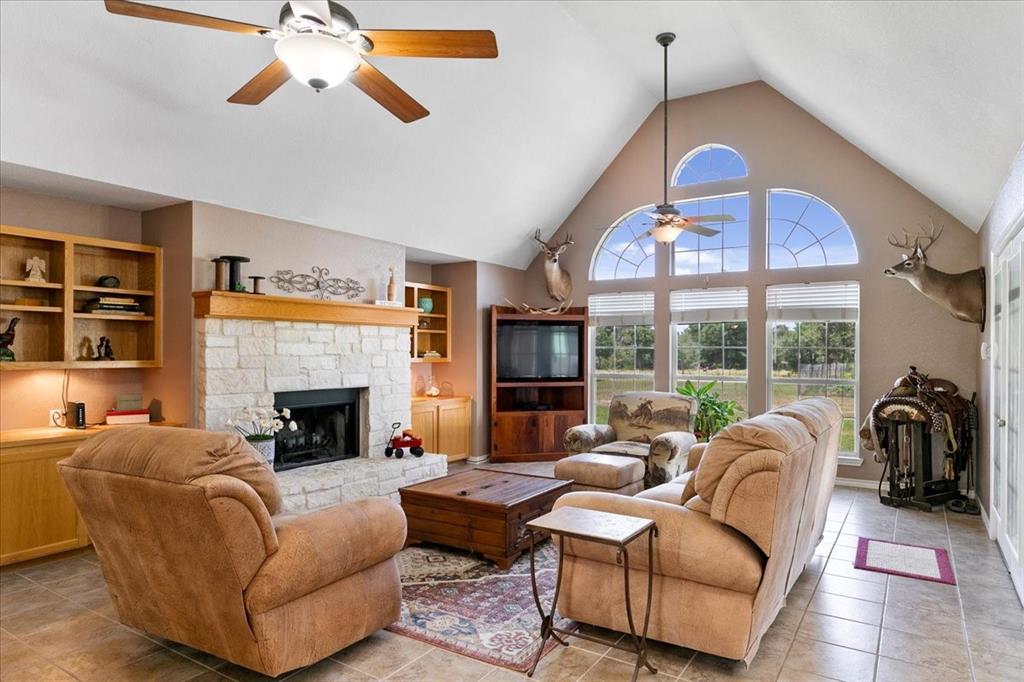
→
(0, 225, 162, 370)
(405, 281, 451, 363)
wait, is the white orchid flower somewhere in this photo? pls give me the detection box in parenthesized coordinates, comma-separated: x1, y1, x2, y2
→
(280, 407, 291, 419)
(288, 421, 298, 432)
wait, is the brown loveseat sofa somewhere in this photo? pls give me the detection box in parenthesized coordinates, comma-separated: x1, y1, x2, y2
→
(57, 427, 407, 677)
(552, 397, 841, 662)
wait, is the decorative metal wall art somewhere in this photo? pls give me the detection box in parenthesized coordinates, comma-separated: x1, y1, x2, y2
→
(270, 266, 366, 301)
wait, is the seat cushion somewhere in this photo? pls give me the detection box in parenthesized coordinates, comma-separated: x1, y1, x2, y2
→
(555, 453, 645, 489)
(592, 440, 651, 459)
(607, 391, 696, 443)
(62, 426, 282, 515)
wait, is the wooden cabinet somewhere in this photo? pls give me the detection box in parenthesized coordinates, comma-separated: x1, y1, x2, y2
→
(0, 225, 163, 370)
(411, 396, 472, 462)
(0, 423, 181, 565)
(491, 410, 585, 461)
(0, 439, 88, 565)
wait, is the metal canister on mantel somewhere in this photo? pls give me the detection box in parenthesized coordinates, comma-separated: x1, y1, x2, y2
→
(211, 258, 229, 291)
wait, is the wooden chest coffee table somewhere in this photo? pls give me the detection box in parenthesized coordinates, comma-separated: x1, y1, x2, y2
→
(399, 469, 571, 569)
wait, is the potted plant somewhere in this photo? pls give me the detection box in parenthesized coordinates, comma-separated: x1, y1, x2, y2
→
(676, 380, 738, 442)
(226, 407, 297, 466)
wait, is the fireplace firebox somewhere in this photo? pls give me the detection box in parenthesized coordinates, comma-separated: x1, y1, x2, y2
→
(273, 388, 361, 472)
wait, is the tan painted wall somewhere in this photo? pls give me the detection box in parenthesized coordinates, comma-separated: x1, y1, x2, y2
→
(190, 202, 405, 301)
(141, 203, 194, 426)
(976, 146, 1023, 512)
(0, 188, 147, 429)
(524, 82, 982, 482)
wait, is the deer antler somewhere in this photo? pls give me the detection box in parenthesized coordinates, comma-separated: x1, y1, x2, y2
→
(887, 220, 943, 253)
(556, 233, 575, 248)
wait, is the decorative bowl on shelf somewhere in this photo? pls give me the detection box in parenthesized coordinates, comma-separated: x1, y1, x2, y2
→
(417, 297, 433, 314)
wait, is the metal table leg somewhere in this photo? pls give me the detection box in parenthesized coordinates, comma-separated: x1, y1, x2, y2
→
(527, 531, 568, 677)
(619, 526, 658, 682)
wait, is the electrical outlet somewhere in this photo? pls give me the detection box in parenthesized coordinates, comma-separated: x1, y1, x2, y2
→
(49, 408, 65, 427)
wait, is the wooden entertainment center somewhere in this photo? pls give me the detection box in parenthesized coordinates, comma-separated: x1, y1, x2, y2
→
(489, 305, 587, 462)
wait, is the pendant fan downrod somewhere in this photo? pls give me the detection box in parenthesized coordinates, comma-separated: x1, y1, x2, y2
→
(655, 32, 676, 218)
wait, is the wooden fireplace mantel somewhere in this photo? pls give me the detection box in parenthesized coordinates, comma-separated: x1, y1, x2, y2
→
(192, 291, 420, 327)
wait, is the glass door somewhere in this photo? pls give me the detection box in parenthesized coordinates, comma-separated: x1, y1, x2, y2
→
(993, 229, 1023, 602)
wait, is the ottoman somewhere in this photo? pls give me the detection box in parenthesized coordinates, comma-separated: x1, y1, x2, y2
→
(554, 453, 645, 496)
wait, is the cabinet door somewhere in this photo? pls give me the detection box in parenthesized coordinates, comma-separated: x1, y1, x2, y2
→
(1, 442, 89, 565)
(437, 399, 471, 461)
(492, 414, 541, 457)
(539, 411, 585, 455)
(411, 403, 437, 453)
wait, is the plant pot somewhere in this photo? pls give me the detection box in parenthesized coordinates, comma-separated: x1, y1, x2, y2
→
(247, 437, 275, 466)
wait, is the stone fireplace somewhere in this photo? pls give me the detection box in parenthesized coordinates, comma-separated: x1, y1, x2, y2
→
(193, 292, 447, 512)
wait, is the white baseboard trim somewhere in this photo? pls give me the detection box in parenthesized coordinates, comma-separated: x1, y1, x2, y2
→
(834, 477, 878, 490)
(980, 502, 994, 538)
(838, 455, 864, 467)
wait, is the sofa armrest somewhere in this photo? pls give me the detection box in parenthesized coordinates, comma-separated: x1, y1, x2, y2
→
(244, 497, 406, 615)
(551, 491, 764, 593)
(648, 431, 698, 485)
(564, 424, 616, 455)
(708, 450, 783, 556)
(686, 442, 708, 473)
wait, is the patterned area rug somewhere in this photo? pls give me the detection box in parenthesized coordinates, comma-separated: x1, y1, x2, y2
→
(387, 541, 576, 671)
(854, 537, 956, 585)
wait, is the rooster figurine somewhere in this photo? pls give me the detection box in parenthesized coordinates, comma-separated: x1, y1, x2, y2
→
(0, 317, 20, 361)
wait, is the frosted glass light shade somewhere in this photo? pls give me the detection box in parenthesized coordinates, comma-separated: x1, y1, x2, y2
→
(274, 33, 360, 91)
(649, 224, 685, 243)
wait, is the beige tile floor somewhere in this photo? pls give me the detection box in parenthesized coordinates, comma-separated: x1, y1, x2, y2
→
(1, 485, 1021, 682)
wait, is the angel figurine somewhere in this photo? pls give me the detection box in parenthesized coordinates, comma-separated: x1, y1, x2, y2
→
(24, 256, 46, 283)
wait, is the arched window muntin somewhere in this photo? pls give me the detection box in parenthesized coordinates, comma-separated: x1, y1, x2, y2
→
(767, 189, 859, 269)
(590, 203, 659, 281)
(672, 143, 748, 187)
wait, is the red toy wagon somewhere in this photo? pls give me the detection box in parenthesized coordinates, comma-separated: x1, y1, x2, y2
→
(385, 422, 425, 458)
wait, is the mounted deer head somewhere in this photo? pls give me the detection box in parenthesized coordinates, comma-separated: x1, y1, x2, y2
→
(884, 220, 986, 329)
(533, 230, 574, 303)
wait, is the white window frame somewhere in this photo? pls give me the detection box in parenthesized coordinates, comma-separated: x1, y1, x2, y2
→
(765, 282, 862, 466)
(671, 192, 751, 276)
(669, 287, 750, 415)
(588, 292, 656, 422)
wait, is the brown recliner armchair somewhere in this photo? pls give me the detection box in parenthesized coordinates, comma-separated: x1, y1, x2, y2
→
(57, 427, 406, 677)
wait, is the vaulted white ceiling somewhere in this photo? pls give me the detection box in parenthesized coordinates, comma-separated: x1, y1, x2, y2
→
(1, 1, 1021, 268)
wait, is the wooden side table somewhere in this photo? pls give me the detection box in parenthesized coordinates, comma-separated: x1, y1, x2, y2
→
(525, 506, 658, 682)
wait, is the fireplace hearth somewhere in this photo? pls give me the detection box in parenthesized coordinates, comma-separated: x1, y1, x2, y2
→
(274, 388, 362, 472)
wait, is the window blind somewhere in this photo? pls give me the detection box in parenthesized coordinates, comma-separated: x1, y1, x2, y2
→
(588, 291, 655, 326)
(670, 287, 747, 323)
(766, 281, 859, 320)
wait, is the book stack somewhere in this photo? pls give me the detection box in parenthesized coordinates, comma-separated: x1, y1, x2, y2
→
(105, 408, 151, 425)
(84, 295, 145, 315)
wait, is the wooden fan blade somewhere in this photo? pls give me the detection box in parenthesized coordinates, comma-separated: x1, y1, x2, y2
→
(349, 61, 429, 123)
(681, 214, 734, 223)
(686, 224, 721, 237)
(227, 60, 291, 105)
(359, 30, 498, 58)
(104, 0, 272, 35)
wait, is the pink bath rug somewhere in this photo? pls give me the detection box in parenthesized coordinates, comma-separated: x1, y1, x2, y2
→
(854, 537, 956, 585)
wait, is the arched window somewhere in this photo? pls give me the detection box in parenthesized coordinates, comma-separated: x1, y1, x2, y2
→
(673, 193, 749, 275)
(767, 189, 858, 269)
(590, 206, 658, 280)
(672, 144, 748, 186)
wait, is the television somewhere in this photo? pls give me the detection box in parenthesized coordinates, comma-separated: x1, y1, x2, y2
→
(496, 321, 581, 381)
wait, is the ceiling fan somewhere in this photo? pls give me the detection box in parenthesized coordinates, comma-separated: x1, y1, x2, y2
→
(103, 0, 498, 122)
(597, 33, 732, 244)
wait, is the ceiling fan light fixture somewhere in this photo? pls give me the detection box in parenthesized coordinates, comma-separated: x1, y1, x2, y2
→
(649, 224, 685, 243)
(273, 32, 359, 91)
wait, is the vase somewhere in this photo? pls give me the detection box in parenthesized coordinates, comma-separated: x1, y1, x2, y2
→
(248, 437, 275, 466)
(418, 297, 433, 314)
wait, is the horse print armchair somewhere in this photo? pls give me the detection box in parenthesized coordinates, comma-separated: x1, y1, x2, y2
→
(564, 391, 698, 487)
